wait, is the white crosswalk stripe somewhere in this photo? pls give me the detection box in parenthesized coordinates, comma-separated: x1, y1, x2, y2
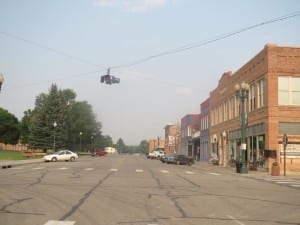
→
(160, 170, 169, 173)
(262, 177, 300, 188)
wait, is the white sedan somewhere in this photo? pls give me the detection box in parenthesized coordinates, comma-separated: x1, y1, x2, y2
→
(44, 150, 78, 162)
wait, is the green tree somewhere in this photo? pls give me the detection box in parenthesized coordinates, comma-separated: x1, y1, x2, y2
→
(19, 109, 32, 144)
(29, 84, 69, 150)
(138, 140, 149, 154)
(115, 138, 126, 154)
(0, 108, 20, 145)
(23, 84, 103, 152)
(67, 101, 101, 151)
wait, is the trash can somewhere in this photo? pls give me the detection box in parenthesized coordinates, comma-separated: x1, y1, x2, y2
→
(236, 161, 242, 173)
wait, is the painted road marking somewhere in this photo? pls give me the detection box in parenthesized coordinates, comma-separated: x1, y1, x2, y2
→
(33, 167, 44, 170)
(209, 172, 221, 176)
(227, 215, 245, 225)
(185, 171, 195, 174)
(276, 181, 300, 184)
(292, 184, 300, 187)
(43, 220, 75, 225)
(110, 168, 118, 172)
(10, 167, 23, 170)
(136, 169, 144, 173)
(58, 167, 68, 170)
(160, 170, 169, 173)
(85, 168, 94, 171)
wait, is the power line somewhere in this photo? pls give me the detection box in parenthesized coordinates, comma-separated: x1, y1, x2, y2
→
(110, 10, 300, 70)
(1, 10, 299, 75)
(0, 31, 105, 69)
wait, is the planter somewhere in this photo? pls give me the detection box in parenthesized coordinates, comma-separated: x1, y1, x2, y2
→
(271, 165, 280, 176)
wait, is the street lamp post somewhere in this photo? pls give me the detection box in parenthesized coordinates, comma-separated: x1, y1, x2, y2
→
(235, 81, 250, 174)
(222, 131, 227, 166)
(0, 74, 4, 92)
(79, 132, 83, 151)
(53, 121, 57, 151)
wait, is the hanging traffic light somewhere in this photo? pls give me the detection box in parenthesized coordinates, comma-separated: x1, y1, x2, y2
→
(100, 68, 120, 85)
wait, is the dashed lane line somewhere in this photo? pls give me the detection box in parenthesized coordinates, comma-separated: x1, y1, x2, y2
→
(209, 172, 221, 176)
(136, 169, 144, 173)
(43, 220, 75, 225)
(58, 167, 68, 170)
(32, 167, 44, 170)
(160, 170, 169, 173)
(185, 171, 195, 174)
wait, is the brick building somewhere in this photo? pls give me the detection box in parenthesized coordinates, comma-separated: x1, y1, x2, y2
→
(199, 98, 210, 161)
(164, 123, 180, 154)
(181, 114, 201, 157)
(148, 138, 165, 153)
(209, 44, 300, 172)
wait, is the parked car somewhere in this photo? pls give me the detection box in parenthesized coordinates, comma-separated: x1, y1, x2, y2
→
(92, 150, 107, 157)
(44, 150, 78, 162)
(147, 148, 165, 159)
(160, 153, 176, 163)
(163, 154, 194, 166)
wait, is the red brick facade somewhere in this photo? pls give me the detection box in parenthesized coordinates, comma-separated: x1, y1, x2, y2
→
(209, 44, 300, 172)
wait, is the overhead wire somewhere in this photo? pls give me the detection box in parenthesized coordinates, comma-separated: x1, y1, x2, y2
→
(0, 10, 299, 85)
(110, 10, 300, 70)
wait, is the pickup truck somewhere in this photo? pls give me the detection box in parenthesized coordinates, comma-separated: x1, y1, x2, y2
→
(147, 148, 165, 159)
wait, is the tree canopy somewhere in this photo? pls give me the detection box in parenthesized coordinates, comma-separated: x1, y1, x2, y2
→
(0, 108, 20, 145)
(0, 84, 150, 153)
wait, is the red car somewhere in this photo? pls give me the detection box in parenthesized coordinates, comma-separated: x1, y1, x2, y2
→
(92, 150, 107, 157)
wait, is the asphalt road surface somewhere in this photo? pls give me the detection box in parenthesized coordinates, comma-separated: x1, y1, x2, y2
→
(0, 155, 299, 225)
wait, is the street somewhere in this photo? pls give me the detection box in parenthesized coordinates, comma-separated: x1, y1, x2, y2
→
(0, 155, 299, 225)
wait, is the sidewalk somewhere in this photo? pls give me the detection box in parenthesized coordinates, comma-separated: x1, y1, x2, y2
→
(192, 160, 300, 180)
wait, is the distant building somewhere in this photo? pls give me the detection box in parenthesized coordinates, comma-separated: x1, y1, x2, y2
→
(181, 114, 200, 157)
(200, 98, 210, 161)
(148, 138, 165, 152)
(164, 123, 180, 154)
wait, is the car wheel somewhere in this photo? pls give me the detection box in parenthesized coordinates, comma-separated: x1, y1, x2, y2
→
(51, 157, 57, 162)
(70, 157, 75, 162)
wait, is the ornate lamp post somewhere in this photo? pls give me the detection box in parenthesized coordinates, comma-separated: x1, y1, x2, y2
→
(53, 121, 57, 151)
(0, 74, 4, 92)
(235, 81, 250, 174)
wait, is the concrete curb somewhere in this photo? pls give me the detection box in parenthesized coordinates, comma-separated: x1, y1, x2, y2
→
(191, 161, 300, 180)
(1, 158, 44, 169)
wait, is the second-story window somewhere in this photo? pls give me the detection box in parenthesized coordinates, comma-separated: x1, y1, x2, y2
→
(249, 83, 256, 111)
(258, 79, 265, 108)
(279, 76, 300, 105)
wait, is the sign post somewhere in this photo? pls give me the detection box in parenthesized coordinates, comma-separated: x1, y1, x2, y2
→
(282, 134, 288, 176)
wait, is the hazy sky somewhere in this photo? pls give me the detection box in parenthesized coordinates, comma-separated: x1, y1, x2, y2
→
(0, 0, 299, 145)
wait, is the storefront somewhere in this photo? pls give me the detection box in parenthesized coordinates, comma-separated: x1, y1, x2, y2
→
(228, 123, 265, 167)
